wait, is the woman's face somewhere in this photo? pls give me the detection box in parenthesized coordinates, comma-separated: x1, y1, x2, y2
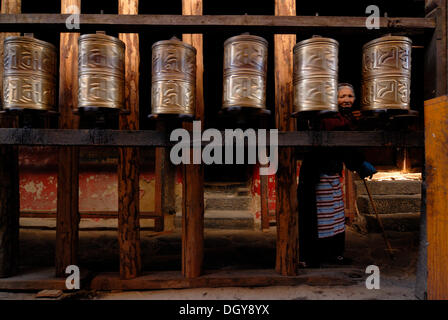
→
(338, 87, 355, 109)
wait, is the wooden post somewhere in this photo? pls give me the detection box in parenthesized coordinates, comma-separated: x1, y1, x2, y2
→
(418, 0, 448, 300)
(0, 0, 21, 279)
(181, 0, 205, 278)
(56, 0, 81, 277)
(155, 120, 176, 232)
(424, 95, 448, 300)
(118, 0, 141, 279)
(274, 0, 298, 276)
(344, 168, 356, 225)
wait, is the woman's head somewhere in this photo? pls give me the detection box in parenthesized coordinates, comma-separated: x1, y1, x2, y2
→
(338, 83, 355, 109)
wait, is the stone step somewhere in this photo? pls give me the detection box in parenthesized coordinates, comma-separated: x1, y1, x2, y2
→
(174, 210, 254, 230)
(204, 195, 251, 211)
(363, 212, 420, 233)
(19, 217, 155, 230)
(357, 194, 421, 215)
(204, 182, 248, 194)
(354, 180, 421, 196)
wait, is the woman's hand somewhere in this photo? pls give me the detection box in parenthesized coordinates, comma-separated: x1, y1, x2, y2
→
(352, 110, 362, 120)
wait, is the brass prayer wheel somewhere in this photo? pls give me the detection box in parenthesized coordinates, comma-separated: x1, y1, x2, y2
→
(293, 36, 339, 114)
(2, 36, 57, 111)
(78, 33, 125, 110)
(151, 37, 197, 116)
(361, 35, 412, 111)
(222, 34, 268, 110)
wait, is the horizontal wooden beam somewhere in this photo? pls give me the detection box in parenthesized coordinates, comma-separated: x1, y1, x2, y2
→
(0, 14, 435, 34)
(0, 129, 424, 147)
(90, 268, 364, 291)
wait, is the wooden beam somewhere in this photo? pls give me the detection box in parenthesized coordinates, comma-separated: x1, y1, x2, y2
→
(424, 95, 448, 300)
(274, 0, 298, 276)
(181, 0, 204, 279)
(89, 268, 364, 291)
(0, 129, 425, 147)
(118, 0, 141, 280)
(55, 0, 80, 278)
(0, 0, 21, 278)
(0, 14, 435, 34)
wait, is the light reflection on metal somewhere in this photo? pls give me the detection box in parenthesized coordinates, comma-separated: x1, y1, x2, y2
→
(293, 36, 339, 114)
(361, 35, 412, 111)
(78, 33, 125, 110)
(222, 34, 268, 110)
(151, 37, 196, 116)
(3, 36, 57, 111)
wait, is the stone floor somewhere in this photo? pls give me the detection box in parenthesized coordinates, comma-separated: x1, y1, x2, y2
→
(0, 224, 421, 300)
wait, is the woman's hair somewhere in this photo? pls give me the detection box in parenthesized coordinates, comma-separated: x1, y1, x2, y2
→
(338, 83, 355, 97)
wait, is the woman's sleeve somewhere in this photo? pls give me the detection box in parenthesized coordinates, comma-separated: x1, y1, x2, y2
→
(341, 147, 365, 172)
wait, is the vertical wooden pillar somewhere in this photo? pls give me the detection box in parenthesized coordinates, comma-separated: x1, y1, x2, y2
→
(56, 0, 81, 277)
(155, 120, 176, 232)
(118, 0, 141, 279)
(344, 168, 356, 225)
(181, 0, 205, 278)
(0, 0, 21, 279)
(424, 96, 448, 300)
(274, 0, 298, 276)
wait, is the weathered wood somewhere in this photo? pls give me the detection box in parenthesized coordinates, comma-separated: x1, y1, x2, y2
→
(155, 120, 177, 232)
(181, 0, 205, 279)
(55, 0, 80, 278)
(0, 129, 425, 147)
(89, 268, 364, 291)
(0, 14, 435, 34)
(343, 168, 356, 225)
(117, 0, 141, 280)
(274, 0, 298, 276)
(260, 170, 270, 230)
(424, 4, 447, 100)
(424, 95, 448, 300)
(0, 0, 21, 279)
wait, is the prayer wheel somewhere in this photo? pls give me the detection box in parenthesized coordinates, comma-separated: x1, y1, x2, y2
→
(293, 36, 339, 114)
(78, 33, 125, 110)
(222, 34, 268, 110)
(2, 35, 57, 111)
(361, 35, 412, 112)
(151, 37, 197, 116)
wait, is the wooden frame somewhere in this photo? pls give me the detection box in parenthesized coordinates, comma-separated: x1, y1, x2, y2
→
(0, 0, 446, 300)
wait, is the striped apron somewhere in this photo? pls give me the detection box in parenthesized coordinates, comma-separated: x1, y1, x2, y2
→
(315, 174, 345, 238)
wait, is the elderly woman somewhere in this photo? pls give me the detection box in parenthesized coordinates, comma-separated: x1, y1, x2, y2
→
(297, 83, 377, 267)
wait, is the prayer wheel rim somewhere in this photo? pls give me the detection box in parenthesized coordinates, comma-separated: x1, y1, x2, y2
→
(79, 33, 125, 49)
(362, 35, 412, 51)
(4, 35, 57, 52)
(152, 38, 197, 54)
(293, 36, 339, 53)
(223, 34, 268, 47)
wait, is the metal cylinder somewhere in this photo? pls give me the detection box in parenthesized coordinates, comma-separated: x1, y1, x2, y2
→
(361, 35, 412, 111)
(222, 34, 268, 110)
(293, 36, 339, 114)
(2, 36, 57, 111)
(151, 37, 196, 116)
(78, 33, 125, 110)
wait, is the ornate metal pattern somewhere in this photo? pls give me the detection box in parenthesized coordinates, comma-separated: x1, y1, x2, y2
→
(293, 36, 339, 113)
(151, 38, 196, 115)
(78, 33, 125, 110)
(3, 36, 57, 111)
(222, 34, 268, 110)
(361, 35, 412, 111)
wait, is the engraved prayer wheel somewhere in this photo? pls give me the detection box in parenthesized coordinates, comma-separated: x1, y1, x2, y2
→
(2, 36, 57, 111)
(78, 33, 125, 110)
(361, 35, 412, 112)
(151, 37, 197, 116)
(293, 36, 339, 114)
(222, 34, 268, 110)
